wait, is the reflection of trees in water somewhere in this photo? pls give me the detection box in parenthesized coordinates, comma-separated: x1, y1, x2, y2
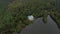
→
(0, 0, 60, 34)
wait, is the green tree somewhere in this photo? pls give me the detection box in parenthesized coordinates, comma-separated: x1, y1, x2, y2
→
(0, 0, 60, 34)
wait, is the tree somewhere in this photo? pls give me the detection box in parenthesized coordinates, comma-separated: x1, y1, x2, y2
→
(0, 0, 60, 34)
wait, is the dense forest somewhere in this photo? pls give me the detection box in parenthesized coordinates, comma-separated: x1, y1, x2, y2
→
(0, 0, 60, 34)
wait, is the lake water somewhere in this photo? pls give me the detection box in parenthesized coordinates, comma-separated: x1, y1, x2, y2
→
(20, 15, 60, 34)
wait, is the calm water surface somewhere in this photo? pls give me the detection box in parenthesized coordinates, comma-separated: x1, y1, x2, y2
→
(20, 15, 60, 34)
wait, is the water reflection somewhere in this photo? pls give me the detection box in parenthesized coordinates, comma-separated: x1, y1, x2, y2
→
(20, 15, 60, 34)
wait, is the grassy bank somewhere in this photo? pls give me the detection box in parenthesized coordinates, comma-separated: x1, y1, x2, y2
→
(50, 11, 60, 29)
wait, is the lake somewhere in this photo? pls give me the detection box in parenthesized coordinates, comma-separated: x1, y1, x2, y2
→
(20, 15, 60, 34)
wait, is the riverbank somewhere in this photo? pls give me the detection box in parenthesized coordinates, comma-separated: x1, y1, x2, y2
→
(20, 15, 60, 34)
(50, 15, 60, 29)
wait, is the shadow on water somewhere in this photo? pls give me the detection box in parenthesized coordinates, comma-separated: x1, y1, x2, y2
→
(20, 15, 60, 34)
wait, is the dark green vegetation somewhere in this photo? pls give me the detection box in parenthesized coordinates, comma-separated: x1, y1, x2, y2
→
(0, 0, 60, 34)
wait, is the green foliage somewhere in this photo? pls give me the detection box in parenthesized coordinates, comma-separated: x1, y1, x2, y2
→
(50, 12, 60, 29)
(0, 0, 60, 34)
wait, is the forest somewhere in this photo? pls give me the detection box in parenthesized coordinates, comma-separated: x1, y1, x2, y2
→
(0, 0, 60, 34)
